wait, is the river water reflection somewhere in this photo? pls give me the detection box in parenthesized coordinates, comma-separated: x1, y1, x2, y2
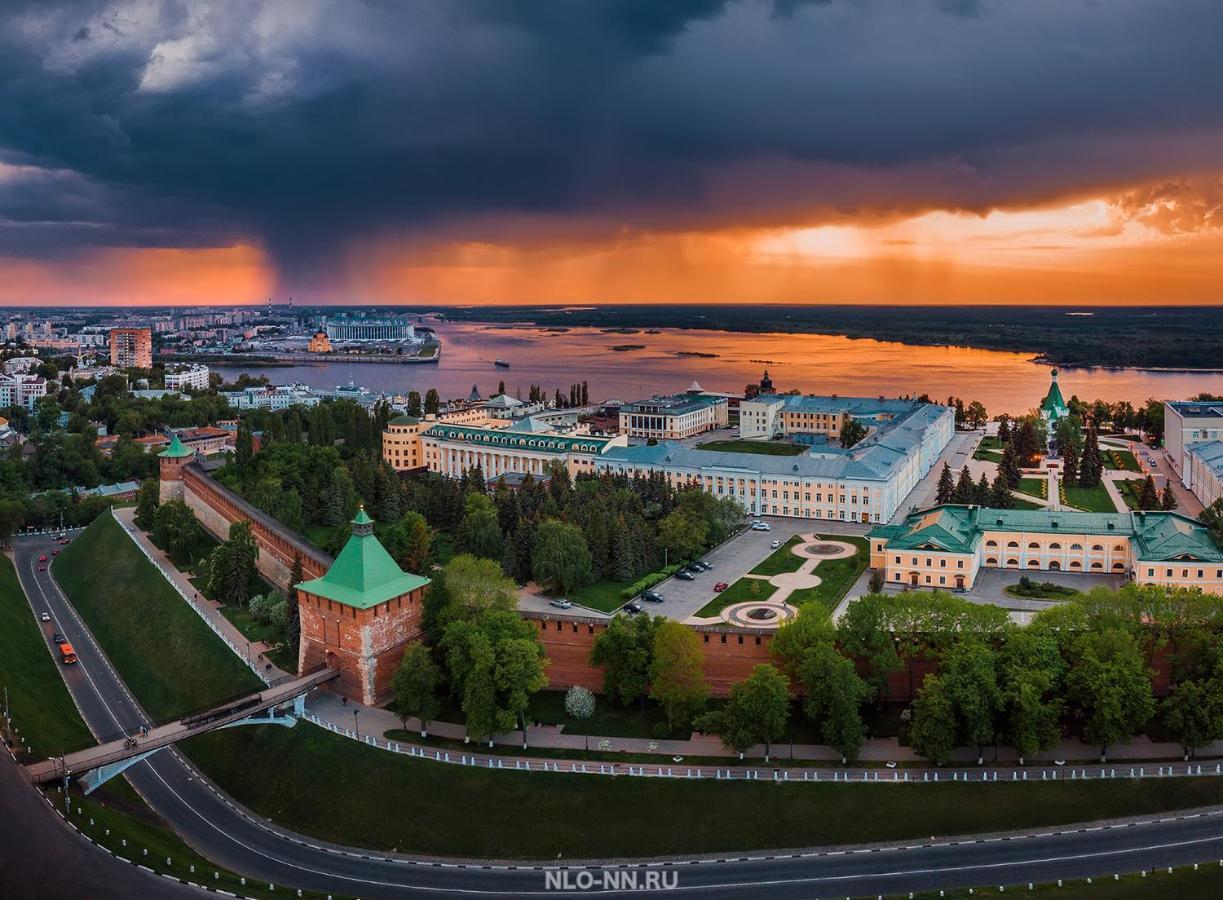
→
(212, 322, 1223, 415)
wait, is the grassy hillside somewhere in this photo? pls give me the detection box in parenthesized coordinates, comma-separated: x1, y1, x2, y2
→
(0, 555, 93, 758)
(185, 721, 1223, 859)
(54, 514, 262, 721)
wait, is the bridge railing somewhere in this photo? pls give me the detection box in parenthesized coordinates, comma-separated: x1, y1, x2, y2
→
(109, 508, 271, 686)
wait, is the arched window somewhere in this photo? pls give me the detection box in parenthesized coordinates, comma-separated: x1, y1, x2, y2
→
(1007, 541, 1019, 548)
(1028, 541, 1040, 550)
(1114, 544, 1125, 553)
(1049, 542, 1062, 550)
(985, 557, 998, 565)
(1070, 543, 1082, 551)
(1092, 544, 1103, 551)
(985, 540, 998, 548)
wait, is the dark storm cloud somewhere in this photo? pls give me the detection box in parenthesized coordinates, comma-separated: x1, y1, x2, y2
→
(2, 0, 1223, 287)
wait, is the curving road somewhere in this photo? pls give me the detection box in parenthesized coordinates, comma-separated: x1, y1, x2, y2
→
(11, 532, 1223, 898)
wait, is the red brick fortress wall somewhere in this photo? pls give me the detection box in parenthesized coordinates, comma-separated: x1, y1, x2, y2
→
(298, 585, 427, 705)
(179, 464, 331, 590)
(523, 612, 775, 699)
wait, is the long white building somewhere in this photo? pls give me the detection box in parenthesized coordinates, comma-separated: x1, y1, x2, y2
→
(1165, 400, 1223, 472)
(595, 400, 954, 524)
(324, 317, 415, 342)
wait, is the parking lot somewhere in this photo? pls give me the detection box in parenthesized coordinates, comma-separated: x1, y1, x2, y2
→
(636, 516, 867, 623)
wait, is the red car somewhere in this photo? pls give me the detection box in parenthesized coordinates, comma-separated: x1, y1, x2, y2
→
(714, 582, 729, 592)
(58, 539, 70, 545)
(51, 549, 60, 556)
(38, 554, 47, 562)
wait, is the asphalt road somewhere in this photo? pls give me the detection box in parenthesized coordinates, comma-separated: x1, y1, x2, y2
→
(11, 531, 1223, 898)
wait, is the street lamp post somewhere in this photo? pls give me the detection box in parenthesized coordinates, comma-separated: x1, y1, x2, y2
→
(353, 708, 360, 741)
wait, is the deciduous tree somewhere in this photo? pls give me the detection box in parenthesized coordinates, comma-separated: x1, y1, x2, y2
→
(649, 620, 708, 732)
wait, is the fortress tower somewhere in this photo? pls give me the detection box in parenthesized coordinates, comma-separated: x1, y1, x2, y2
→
(157, 432, 194, 502)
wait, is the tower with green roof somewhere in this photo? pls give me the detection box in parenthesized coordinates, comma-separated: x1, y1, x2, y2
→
(157, 431, 195, 501)
(1040, 369, 1069, 427)
(295, 505, 431, 704)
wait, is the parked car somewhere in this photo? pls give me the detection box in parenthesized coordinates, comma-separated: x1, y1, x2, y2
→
(750, 522, 772, 531)
(714, 582, 729, 592)
(694, 560, 713, 571)
(675, 570, 695, 581)
(548, 598, 572, 609)
(770, 539, 782, 549)
(623, 601, 642, 615)
(40, 611, 50, 622)
(641, 591, 664, 604)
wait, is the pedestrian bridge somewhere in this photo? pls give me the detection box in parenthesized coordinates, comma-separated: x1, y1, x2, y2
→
(25, 668, 338, 791)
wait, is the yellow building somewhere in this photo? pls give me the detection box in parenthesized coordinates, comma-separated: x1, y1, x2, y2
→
(307, 331, 332, 353)
(869, 505, 1223, 594)
(383, 415, 426, 471)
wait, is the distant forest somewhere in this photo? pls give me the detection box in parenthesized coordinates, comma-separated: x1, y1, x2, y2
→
(421, 305, 1223, 370)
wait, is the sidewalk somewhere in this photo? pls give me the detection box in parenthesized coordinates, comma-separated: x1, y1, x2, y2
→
(111, 506, 291, 682)
(304, 687, 1223, 767)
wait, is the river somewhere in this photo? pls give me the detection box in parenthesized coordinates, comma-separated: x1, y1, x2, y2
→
(211, 321, 1223, 415)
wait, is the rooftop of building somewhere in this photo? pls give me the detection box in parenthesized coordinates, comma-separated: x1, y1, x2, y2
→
(1187, 440, 1223, 475)
(158, 432, 194, 458)
(388, 413, 420, 426)
(295, 507, 429, 609)
(1040, 369, 1068, 417)
(620, 392, 727, 415)
(751, 393, 922, 418)
(421, 421, 614, 454)
(870, 504, 1223, 563)
(1167, 400, 1223, 419)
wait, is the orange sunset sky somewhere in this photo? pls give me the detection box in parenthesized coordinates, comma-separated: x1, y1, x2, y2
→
(2, 1, 1222, 308)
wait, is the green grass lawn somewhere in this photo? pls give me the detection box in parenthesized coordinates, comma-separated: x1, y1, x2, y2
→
(1105, 449, 1141, 472)
(54, 514, 263, 721)
(972, 448, 1003, 462)
(748, 535, 805, 576)
(695, 439, 805, 456)
(978, 435, 1003, 451)
(0, 555, 94, 759)
(1009, 496, 1044, 510)
(527, 690, 674, 738)
(1017, 476, 1048, 499)
(564, 578, 637, 613)
(183, 720, 1223, 859)
(783, 535, 870, 617)
(1064, 482, 1118, 513)
(219, 604, 281, 645)
(1117, 477, 1146, 510)
(696, 576, 776, 617)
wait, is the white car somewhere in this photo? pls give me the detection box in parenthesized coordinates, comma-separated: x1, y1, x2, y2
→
(750, 522, 771, 531)
(548, 598, 572, 610)
(40, 611, 51, 622)
(770, 539, 782, 549)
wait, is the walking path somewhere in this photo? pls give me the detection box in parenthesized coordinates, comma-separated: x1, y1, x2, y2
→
(304, 687, 1223, 777)
(112, 506, 291, 683)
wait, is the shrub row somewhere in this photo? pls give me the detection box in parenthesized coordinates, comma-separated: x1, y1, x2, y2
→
(621, 565, 681, 600)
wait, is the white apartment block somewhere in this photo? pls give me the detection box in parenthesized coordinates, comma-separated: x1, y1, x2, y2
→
(221, 384, 320, 410)
(164, 364, 211, 392)
(619, 388, 728, 440)
(0, 373, 47, 410)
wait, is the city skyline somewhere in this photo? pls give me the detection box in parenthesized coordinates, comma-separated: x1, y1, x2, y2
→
(2, 1, 1222, 306)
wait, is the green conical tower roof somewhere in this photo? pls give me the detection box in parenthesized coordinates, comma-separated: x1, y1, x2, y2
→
(1040, 369, 1068, 417)
(158, 432, 194, 458)
(295, 505, 429, 609)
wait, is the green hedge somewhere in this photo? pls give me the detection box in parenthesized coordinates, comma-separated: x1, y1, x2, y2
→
(620, 565, 681, 600)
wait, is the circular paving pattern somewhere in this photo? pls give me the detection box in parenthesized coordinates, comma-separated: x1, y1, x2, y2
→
(791, 539, 857, 561)
(722, 601, 797, 628)
(768, 570, 822, 591)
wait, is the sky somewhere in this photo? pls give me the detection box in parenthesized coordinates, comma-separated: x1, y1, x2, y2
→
(1, 0, 1222, 307)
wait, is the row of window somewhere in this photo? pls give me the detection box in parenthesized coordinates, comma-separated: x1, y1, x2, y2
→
(984, 539, 1125, 552)
(1147, 567, 1223, 579)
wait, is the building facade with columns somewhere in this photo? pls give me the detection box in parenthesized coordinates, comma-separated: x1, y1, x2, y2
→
(420, 421, 628, 480)
(870, 505, 1223, 594)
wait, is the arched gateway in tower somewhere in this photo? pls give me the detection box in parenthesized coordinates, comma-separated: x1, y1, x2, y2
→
(294, 507, 430, 705)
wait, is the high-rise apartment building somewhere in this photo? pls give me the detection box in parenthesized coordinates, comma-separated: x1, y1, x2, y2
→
(110, 327, 153, 369)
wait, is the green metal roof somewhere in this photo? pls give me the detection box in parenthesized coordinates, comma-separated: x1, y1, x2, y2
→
(876, 504, 1223, 563)
(296, 508, 430, 609)
(1040, 370, 1068, 416)
(158, 432, 194, 458)
(388, 414, 419, 425)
